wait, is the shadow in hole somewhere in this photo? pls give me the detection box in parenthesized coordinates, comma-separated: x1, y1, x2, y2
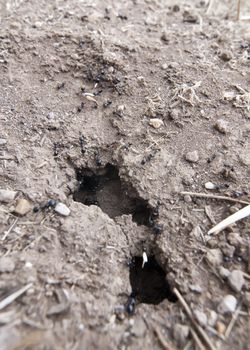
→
(129, 256, 177, 305)
(73, 164, 152, 226)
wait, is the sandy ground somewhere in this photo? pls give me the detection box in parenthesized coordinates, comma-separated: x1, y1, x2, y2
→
(0, 0, 250, 349)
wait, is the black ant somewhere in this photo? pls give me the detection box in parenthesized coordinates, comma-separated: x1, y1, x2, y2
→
(79, 134, 86, 154)
(33, 199, 57, 213)
(125, 292, 136, 315)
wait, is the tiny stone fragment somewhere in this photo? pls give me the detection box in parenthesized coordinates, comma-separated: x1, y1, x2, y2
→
(220, 243, 235, 258)
(189, 284, 203, 293)
(149, 118, 164, 129)
(0, 139, 7, 146)
(132, 319, 147, 338)
(214, 119, 229, 134)
(0, 257, 15, 273)
(227, 270, 245, 292)
(205, 181, 216, 190)
(184, 194, 192, 203)
(54, 202, 70, 216)
(206, 248, 223, 267)
(193, 310, 207, 327)
(173, 324, 189, 347)
(218, 295, 237, 314)
(185, 150, 199, 163)
(227, 232, 242, 247)
(0, 189, 17, 203)
(14, 198, 31, 216)
(219, 50, 233, 62)
(219, 266, 230, 279)
(208, 310, 217, 327)
(216, 321, 226, 335)
(183, 11, 198, 23)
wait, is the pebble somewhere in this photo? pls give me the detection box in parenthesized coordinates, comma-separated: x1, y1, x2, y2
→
(185, 150, 199, 163)
(137, 76, 147, 86)
(214, 119, 229, 134)
(208, 310, 218, 327)
(216, 321, 226, 335)
(219, 266, 230, 279)
(14, 198, 31, 216)
(149, 118, 164, 129)
(173, 324, 189, 347)
(206, 248, 223, 267)
(193, 310, 207, 327)
(0, 189, 17, 203)
(219, 50, 233, 61)
(227, 232, 242, 247)
(54, 202, 70, 216)
(220, 243, 235, 258)
(189, 284, 203, 293)
(0, 138, 7, 146)
(205, 181, 216, 190)
(227, 270, 245, 292)
(161, 31, 169, 43)
(0, 256, 15, 273)
(132, 319, 147, 337)
(218, 295, 237, 314)
(184, 194, 192, 203)
(183, 11, 199, 23)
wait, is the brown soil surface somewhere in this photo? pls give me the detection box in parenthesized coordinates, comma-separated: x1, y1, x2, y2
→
(0, 1, 250, 349)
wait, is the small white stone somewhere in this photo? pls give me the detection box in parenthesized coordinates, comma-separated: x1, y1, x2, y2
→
(25, 261, 33, 268)
(218, 295, 237, 314)
(206, 248, 223, 267)
(54, 202, 70, 216)
(55, 202, 70, 216)
(194, 310, 207, 327)
(0, 138, 7, 146)
(0, 256, 15, 273)
(185, 150, 199, 163)
(214, 119, 229, 134)
(205, 182, 216, 190)
(0, 189, 17, 203)
(14, 198, 31, 216)
(219, 266, 230, 279)
(227, 270, 245, 292)
(208, 310, 218, 327)
(173, 324, 189, 347)
(189, 284, 203, 293)
(149, 118, 164, 129)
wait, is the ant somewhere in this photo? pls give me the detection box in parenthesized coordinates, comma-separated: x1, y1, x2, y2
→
(79, 134, 86, 154)
(33, 199, 57, 213)
(125, 292, 136, 315)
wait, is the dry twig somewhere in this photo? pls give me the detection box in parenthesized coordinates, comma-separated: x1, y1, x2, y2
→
(225, 301, 242, 339)
(208, 204, 250, 234)
(190, 328, 206, 350)
(173, 288, 216, 350)
(0, 283, 33, 311)
(2, 218, 18, 241)
(180, 191, 250, 205)
(153, 326, 176, 350)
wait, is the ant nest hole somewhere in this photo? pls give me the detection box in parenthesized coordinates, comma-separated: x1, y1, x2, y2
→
(126, 255, 177, 313)
(73, 163, 154, 226)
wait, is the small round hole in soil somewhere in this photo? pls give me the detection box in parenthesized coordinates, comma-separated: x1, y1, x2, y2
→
(73, 164, 152, 226)
(129, 256, 177, 305)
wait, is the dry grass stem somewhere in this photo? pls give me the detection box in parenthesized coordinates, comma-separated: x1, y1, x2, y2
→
(0, 283, 33, 311)
(180, 191, 250, 205)
(173, 288, 217, 350)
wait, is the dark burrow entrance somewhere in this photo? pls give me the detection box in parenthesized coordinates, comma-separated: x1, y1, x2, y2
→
(73, 164, 153, 226)
(127, 256, 177, 312)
